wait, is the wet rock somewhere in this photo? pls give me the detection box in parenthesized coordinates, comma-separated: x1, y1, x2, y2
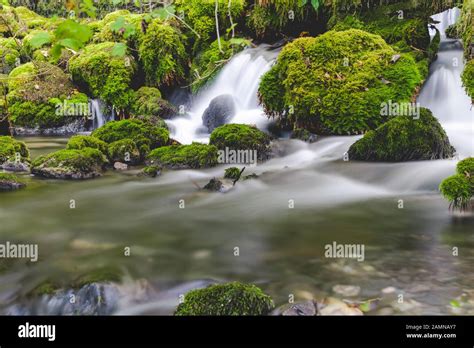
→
(332, 285, 361, 297)
(12, 119, 88, 136)
(0, 173, 25, 191)
(319, 298, 363, 316)
(391, 54, 401, 63)
(113, 162, 128, 171)
(0, 161, 29, 172)
(282, 300, 318, 316)
(203, 177, 234, 193)
(291, 128, 318, 143)
(202, 94, 235, 132)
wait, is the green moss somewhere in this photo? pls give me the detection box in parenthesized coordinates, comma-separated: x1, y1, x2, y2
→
(462, 59, 474, 101)
(209, 124, 272, 160)
(457, 157, 474, 177)
(138, 21, 188, 87)
(0, 172, 25, 188)
(32, 148, 108, 178)
(224, 167, 242, 180)
(0, 136, 30, 164)
(108, 138, 141, 164)
(93, 12, 145, 48)
(131, 87, 176, 119)
(69, 42, 136, 110)
(440, 174, 472, 210)
(0, 38, 20, 74)
(175, 282, 274, 316)
(32, 281, 60, 296)
(73, 266, 123, 288)
(148, 143, 218, 169)
(66, 135, 108, 155)
(7, 62, 81, 128)
(446, 23, 458, 38)
(259, 29, 423, 135)
(348, 108, 455, 162)
(142, 165, 161, 178)
(92, 119, 169, 157)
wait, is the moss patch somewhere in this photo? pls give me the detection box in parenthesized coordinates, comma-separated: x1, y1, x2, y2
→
(175, 282, 274, 316)
(148, 143, 218, 170)
(66, 135, 108, 155)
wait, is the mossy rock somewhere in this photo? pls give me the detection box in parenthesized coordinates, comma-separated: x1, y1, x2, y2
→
(462, 59, 474, 101)
(0, 172, 26, 191)
(259, 29, 423, 135)
(66, 135, 108, 155)
(108, 139, 141, 165)
(209, 124, 272, 161)
(0, 6, 46, 38)
(31, 148, 108, 180)
(141, 165, 161, 178)
(0, 136, 30, 164)
(7, 62, 85, 128)
(440, 174, 472, 211)
(91, 119, 169, 157)
(148, 143, 218, 170)
(132, 87, 177, 119)
(93, 11, 145, 48)
(138, 20, 188, 87)
(73, 266, 123, 288)
(175, 282, 274, 316)
(69, 42, 136, 110)
(0, 38, 20, 74)
(348, 108, 455, 162)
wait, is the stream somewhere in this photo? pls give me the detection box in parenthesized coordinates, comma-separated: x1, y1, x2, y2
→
(0, 9, 473, 315)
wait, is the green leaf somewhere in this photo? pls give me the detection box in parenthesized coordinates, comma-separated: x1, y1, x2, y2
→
(311, 0, 320, 10)
(111, 42, 127, 57)
(110, 17, 126, 33)
(54, 19, 93, 45)
(229, 37, 251, 47)
(29, 32, 53, 49)
(152, 5, 176, 20)
(450, 300, 461, 308)
(57, 38, 82, 51)
(79, 0, 97, 18)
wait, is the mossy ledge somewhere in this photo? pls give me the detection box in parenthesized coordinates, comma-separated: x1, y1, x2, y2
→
(147, 143, 218, 170)
(174, 282, 274, 316)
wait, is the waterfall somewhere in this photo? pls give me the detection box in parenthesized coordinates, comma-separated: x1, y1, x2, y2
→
(419, 9, 474, 158)
(90, 99, 115, 130)
(167, 45, 279, 144)
(429, 7, 461, 37)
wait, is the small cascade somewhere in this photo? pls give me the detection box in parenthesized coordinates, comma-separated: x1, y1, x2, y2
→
(90, 99, 115, 130)
(167, 45, 279, 144)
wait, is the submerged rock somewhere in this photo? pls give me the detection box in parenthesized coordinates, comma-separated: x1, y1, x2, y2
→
(291, 128, 318, 143)
(113, 162, 128, 171)
(202, 94, 236, 132)
(203, 177, 234, 193)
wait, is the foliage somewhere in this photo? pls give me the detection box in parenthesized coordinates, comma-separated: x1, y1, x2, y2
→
(348, 108, 455, 162)
(440, 173, 472, 210)
(175, 282, 274, 316)
(224, 166, 241, 180)
(147, 143, 218, 169)
(259, 29, 423, 135)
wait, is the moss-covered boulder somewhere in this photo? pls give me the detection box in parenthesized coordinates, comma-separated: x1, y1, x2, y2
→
(0, 136, 30, 171)
(107, 139, 141, 165)
(440, 157, 474, 211)
(66, 135, 108, 155)
(91, 119, 169, 158)
(131, 87, 176, 120)
(7, 62, 88, 128)
(69, 42, 136, 110)
(0, 6, 46, 38)
(0, 38, 20, 74)
(93, 11, 145, 48)
(175, 282, 274, 316)
(147, 143, 218, 170)
(462, 59, 474, 101)
(141, 165, 161, 178)
(259, 29, 423, 135)
(31, 148, 108, 180)
(209, 124, 272, 161)
(348, 108, 455, 162)
(0, 173, 26, 191)
(138, 20, 188, 87)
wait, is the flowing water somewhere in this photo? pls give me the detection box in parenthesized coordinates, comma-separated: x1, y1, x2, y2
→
(90, 99, 115, 130)
(0, 10, 473, 315)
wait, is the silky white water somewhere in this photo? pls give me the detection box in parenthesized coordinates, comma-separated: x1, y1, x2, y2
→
(167, 45, 279, 144)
